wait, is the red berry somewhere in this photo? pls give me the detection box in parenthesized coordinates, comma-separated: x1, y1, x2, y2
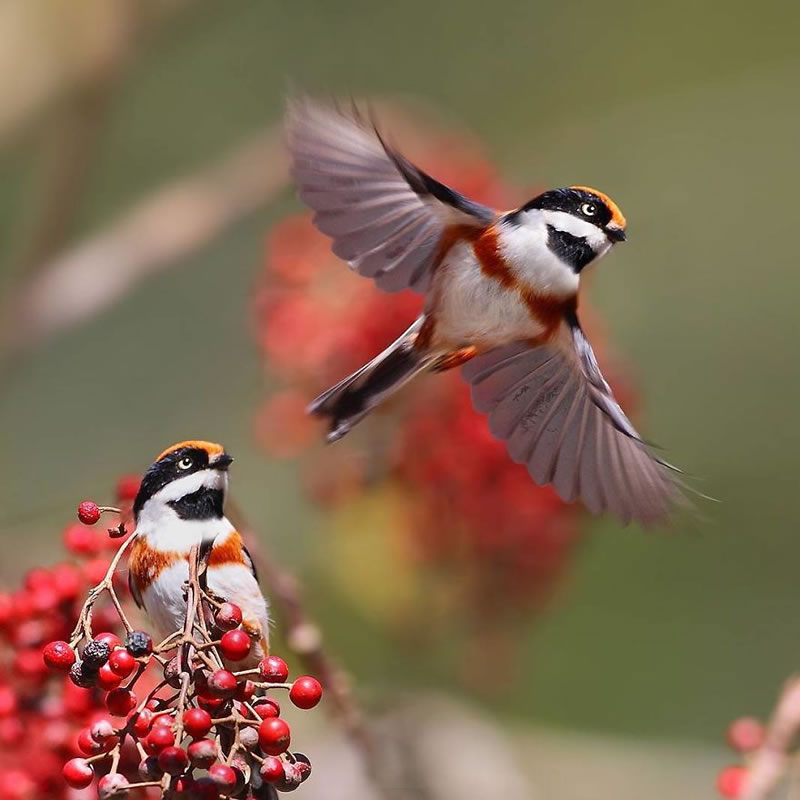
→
(258, 655, 289, 682)
(144, 724, 174, 754)
(42, 641, 76, 672)
(0, 717, 24, 747)
(183, 708, 212, 739)
(129, 708, 153, 737)
(215, 602, 243, 631)
(275, 761, 304, 792)
(208, 763, 237, 791)
(105, 687, 136, 716)
(116, 475, 141, 502)
(158, 746, 189, 776)
(726, 716, 765, 753)
(208, 669, 237, 698)
(15, 648, 49, 681)
(194, 777, 221, 800)
(97, 663, 122, 690)
(0, 594, 14, 628)
(289, 676, 323, 709)
(235, 679, 256, 702)
(197, 694, 227, 713)
(63, 521, 101, 555)
(716, 765, 747, 798)
(107, 649, 136, 679)
(171, 775, 197, 797)
(260, 756, 285, 783)
(138, 756, 163, 781)
(98, 773, 130, 799)
(220, 629, 251, 661)
(95, 632, 122, 650)
(258, 717, 291, 755)
(78, 727, 103, 755)
(78, 501, 102, 525)
(188, 738, 217, 769)
(62, 758, 94, 789)
(253, 697, 281, 719)
(51, 563, 83, 601)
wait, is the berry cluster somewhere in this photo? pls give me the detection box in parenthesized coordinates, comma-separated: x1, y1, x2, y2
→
(0, 483, 321, 799)
(252, 114, 636, 633)
(715, 716, 766, 798)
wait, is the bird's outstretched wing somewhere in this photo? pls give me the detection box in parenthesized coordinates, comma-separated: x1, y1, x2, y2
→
(462, 320, 684, 524)
(285, 97, 495, 294)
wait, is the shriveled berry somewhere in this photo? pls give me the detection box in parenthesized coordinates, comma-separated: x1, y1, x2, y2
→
(98, 773, 129, 799)
(207, 669, 237, 698)
(158, 745, 189, 776)
(220, 629, 251, 661)
(62, 758, 94, 789)
(294, 756, 312, 783)
(183, 708, 212, 739)
(258, 655, 289, 682)
(289, 676, 322, 709)
(82, 639, 111, 669)
(77, 501, 101, 525)
(125, 630, 153, 657)
(259, 756, 285, 783)
(188, 738, 217, 769)
(107, 648, 136, 679)
(253, 697, 281, 719)
(214, 602, 243, 631)
(258, 717, 291, 755)
(144, 725, 174, 754)
(208, 763, 237, 791)
(69, 660, 97, 688)
(164, 656, 182, 688)
(97, 662, 122, 690)
(42, 641, 76, 672)
(105, 687, 136, 716)
(716, 765, 747, 798)
(727, 717, 765, 753)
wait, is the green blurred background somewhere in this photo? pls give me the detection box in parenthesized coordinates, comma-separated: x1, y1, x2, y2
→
(1, 1, 799, 794)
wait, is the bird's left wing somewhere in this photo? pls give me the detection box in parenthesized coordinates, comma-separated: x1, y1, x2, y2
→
(462, 321, 684, 525)
(286, 97, 495, 293)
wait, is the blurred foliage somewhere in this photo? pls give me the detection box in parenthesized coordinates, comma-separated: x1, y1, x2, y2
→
(1, 0, 799, 752)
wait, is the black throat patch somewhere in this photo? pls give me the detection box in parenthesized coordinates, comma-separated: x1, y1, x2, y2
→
(168, 487, 225, 520)
(546, 225, 596, 273)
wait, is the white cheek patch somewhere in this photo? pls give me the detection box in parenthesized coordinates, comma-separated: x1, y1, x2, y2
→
(151, 469, 225, 504)
(540, 210, 607, 252)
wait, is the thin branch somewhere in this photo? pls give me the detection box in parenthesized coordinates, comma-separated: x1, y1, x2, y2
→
(743, 676, 800, 799)
(0, 124, 288, 360)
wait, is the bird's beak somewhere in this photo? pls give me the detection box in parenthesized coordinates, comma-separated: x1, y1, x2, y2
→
(605, 224, 627, 243)
(212, 453, 234, 471)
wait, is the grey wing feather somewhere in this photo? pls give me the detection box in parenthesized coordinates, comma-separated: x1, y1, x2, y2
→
(285, 96, 495, 294)
(462, 333, 684, 525)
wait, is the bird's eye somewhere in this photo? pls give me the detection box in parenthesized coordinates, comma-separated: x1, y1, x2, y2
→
(580, 202, 597, 217)
(177, 457, 193, 471)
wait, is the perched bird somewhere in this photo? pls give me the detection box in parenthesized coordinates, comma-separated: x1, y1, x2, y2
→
(128, 441, 269, 663)
(286, 98, 686, 525)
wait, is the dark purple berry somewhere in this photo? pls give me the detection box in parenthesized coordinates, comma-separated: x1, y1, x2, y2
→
(125, 630, 153, 657)
(82, 639, 111, 668)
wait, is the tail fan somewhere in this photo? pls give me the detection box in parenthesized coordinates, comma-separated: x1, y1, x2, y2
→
(308, 317, 433, 441)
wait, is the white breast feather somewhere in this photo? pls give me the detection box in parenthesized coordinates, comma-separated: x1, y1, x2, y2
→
(432, 241, 544, 348)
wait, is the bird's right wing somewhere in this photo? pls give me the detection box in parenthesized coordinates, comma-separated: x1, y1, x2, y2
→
(285, 97, 496, 293)
(462, 328, 685, 525)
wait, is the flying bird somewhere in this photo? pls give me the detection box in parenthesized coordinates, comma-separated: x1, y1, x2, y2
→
(128, 441, 270, 664)
(285, 98, 684, 524)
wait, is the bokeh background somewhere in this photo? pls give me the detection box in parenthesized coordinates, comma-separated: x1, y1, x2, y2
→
(1, 1, 799, 797)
